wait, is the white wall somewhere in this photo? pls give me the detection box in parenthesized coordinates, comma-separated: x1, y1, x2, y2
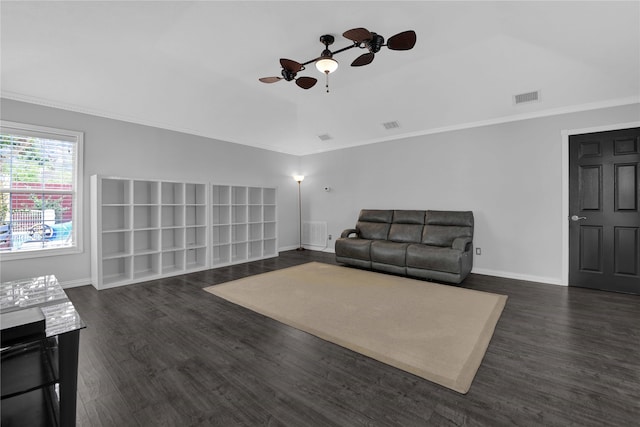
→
(2, 99, 638, 286)
(0, 98, 302, 285)
(300, 104, 640, 284)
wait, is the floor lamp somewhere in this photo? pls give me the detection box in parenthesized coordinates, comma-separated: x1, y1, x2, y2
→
(293, 175, 305, 251)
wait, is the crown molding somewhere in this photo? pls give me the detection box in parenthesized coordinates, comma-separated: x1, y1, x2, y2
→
(3, 91, 638, 157)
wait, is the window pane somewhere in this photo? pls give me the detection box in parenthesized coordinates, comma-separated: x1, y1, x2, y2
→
(0, 134, 75, 191)
(0, 193, 74, 253)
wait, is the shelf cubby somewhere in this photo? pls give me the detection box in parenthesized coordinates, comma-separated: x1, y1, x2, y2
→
(264, 239, 277, 257)
(102, 257, 131, 285)
(231, 186, 247, 204)
(102, 206, 130, 231)
(102, 178, 130, 205)
(134, 205, 160, 229)
(186, 247, 207, 268)
(211, 206, 230, 224)
(102, 231, 131, 258)
(134, 229, 160, 253)
(162, 228, 184, 251)
(212, 244, 231, 264)
(185, 183, 206, 205)
(133, 253, 161, 279)
(212, 225, 230, 245)
(161, 182, 184, 205)
(248, 240, 262, 259)
(162, 250, 185, 274)
(249, 205, 262, 223)
(231, 224, 247, 243)
(161, 205, 184, 227)
(212, 185, 230, 205)
(185, 226, 207, 248)
(264, 206, 276, 222)
(133, 180, 160, 205)
(263, 188, 276, 205)
(231, 242, 247, 262)
(264, 222, 276, 239)
(185, 205, 206, 226)
(231, 205, 247, 224)
(249, 223, 263, 240)
(248, 187, 262, 205)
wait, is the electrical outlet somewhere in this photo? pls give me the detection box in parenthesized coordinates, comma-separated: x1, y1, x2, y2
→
(475, 248, 481, 255)
(328, 234, 332, 240)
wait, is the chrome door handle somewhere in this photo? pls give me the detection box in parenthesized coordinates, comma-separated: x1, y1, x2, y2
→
(570, 215, 587, 221)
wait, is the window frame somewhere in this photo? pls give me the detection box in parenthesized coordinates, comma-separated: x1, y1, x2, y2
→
(0, 120, 84, 260)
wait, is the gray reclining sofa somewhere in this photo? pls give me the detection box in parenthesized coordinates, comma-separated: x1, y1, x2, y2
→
(335, 209, 474, 284)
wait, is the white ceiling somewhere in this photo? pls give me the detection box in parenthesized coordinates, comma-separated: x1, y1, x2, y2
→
(2, 1, 639, 156)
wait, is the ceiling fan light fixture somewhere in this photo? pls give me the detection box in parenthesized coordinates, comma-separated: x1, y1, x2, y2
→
(316, 56, 338, 74)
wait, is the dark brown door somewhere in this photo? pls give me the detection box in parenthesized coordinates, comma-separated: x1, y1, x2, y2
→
(569, 127, 640, 294)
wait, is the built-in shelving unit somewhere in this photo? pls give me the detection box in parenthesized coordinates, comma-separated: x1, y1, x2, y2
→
(211, 184, 278, 267)
(91, 176, 208, 289)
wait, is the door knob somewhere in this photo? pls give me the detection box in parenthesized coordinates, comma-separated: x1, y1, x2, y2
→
(570, 215, 587, 221)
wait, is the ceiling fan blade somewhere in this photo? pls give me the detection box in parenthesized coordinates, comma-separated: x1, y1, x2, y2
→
(387, 30, 417, 50)
(259, 77, 282, 84)
(280, 58, 303, 73)
(296, 76, 317, 89)
(351, 52, 375, 67)
(343, 27, 372, 43)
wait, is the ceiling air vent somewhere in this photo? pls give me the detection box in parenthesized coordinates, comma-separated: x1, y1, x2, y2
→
(513, 90, 541, 105)
(317, 133, 332, 141)
(382, 121, 400, 130)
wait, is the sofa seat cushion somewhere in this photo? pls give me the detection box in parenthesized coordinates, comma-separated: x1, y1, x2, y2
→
(335, 238, 372, 261)
(406, 244, 462, 274)
(371, 241, 409, 266)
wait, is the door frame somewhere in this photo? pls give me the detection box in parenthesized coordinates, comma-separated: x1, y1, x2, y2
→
(561, 120, 640, 285)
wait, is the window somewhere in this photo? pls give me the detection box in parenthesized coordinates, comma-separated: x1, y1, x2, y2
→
(0, 121, 83, 259)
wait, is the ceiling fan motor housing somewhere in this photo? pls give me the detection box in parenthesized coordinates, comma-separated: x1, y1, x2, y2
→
(281, 68, 296, 81)
(367, 33, 385, 53)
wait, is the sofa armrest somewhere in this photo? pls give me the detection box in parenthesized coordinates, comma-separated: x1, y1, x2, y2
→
(341, 228, 358, 238)
(452, 237, 473, 251)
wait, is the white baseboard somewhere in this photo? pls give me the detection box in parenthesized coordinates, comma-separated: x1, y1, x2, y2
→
(60, 277, 92, 289)
(279, 244, 301, 252)
(280, 245, 333, 252)
(281, 248, 563, 285)
(471, 268, 565, 286)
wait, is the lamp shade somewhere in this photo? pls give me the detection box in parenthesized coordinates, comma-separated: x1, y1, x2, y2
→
(316, 57, 338, 74)
(293, 175, 305, 182)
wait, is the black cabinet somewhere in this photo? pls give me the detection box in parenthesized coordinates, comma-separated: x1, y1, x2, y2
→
(1, 276, 84, 427)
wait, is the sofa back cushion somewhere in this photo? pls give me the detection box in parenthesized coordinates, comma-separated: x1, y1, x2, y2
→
(388, 210, 425, 243)
(422, 210, 474, 247)
(356, 210, 393, 240)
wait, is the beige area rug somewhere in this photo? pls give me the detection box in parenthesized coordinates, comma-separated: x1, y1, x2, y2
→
(204, 262, 507, 394)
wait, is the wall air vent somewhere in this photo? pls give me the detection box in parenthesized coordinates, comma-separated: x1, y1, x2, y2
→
(513, 90, 541, 105)
(382, 121, 400, 130)
(318, 133, 332, 141)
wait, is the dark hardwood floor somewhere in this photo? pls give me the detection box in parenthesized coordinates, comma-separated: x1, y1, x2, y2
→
(65, 250, 640, 426)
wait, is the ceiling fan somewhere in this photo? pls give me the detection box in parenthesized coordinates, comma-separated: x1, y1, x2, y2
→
(259, 28, 417, 91)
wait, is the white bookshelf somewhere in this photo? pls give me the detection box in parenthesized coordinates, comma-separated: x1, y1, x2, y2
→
(211, 184, 277, 267)
(91, 175, 208, 289)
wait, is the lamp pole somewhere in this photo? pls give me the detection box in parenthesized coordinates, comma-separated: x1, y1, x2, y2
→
(294, 175, 305, 251)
